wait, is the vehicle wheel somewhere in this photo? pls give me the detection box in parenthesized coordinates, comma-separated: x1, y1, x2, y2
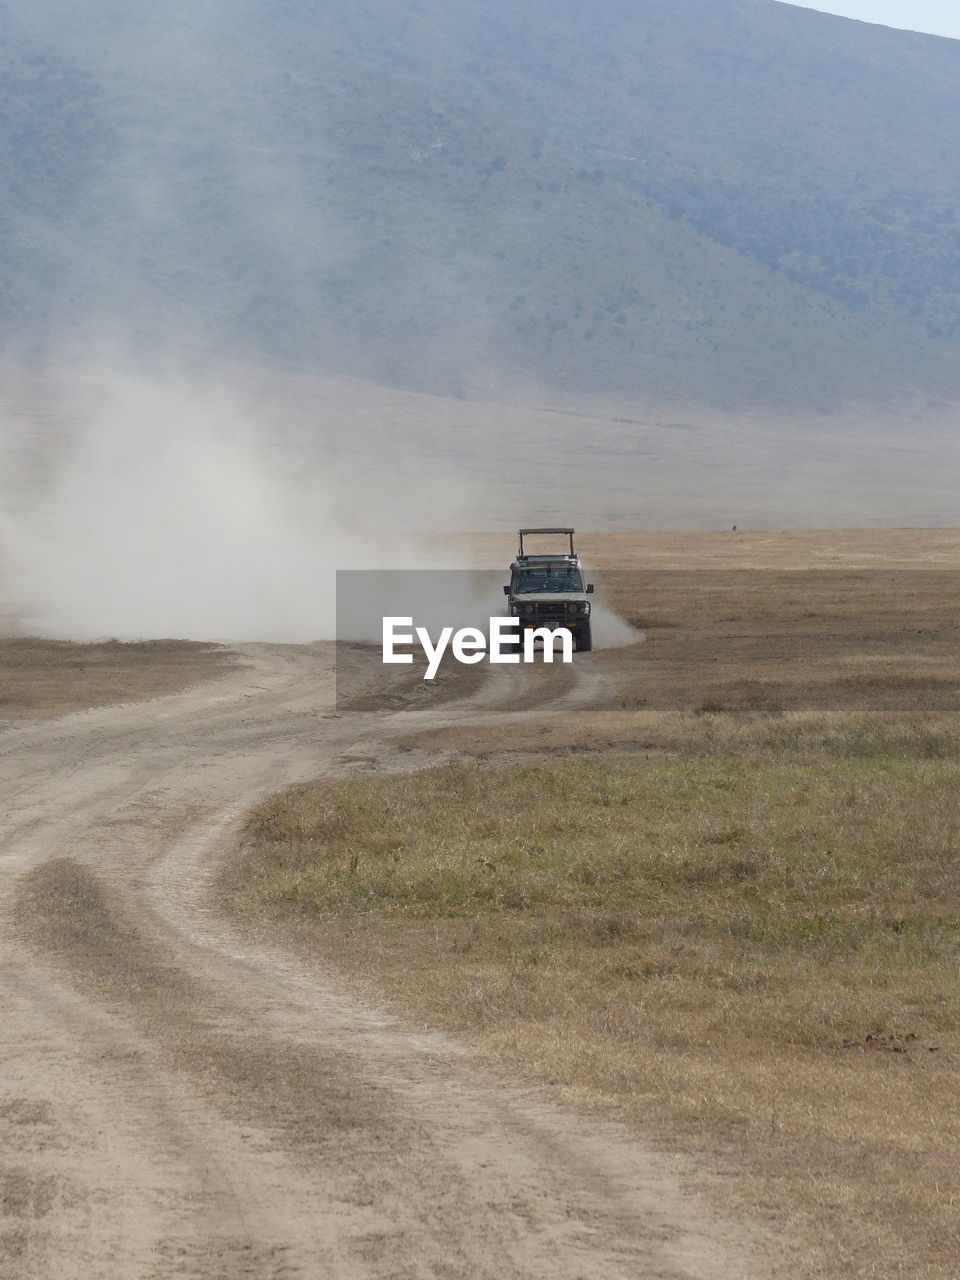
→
(576, 621, 592, 652)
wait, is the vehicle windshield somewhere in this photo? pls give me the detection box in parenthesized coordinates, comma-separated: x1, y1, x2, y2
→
(513, 567, 584, 594)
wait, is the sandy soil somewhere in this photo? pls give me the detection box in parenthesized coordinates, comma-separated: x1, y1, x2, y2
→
(0, 642, 764, 1280)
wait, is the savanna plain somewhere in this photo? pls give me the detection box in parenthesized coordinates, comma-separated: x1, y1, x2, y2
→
(2, 529, 958, 1280)
(236, 530, 960, 1280)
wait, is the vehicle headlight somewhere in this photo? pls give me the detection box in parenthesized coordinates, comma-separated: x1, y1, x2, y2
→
(524, 603, 535, 615)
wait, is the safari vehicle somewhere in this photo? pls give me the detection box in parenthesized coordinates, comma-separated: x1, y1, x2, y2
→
(504, 527, 594, 652)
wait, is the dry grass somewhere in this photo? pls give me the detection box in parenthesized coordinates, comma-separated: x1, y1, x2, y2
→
(445, 527, 960, 570)
(232, 733, 960, 1278)
(402, 705, 960, 758)
(404, 557, 960, 755)
(0, 637, 234, 718)
(230, 533, 960, 1279)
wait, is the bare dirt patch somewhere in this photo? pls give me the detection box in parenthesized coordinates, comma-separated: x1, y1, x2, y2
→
(0, 637, 234, 718)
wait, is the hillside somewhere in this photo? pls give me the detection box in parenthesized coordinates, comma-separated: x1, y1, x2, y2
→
(2, 0, 960, 409)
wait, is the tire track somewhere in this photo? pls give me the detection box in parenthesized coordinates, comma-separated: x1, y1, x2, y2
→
(0, 642, 763, 1279)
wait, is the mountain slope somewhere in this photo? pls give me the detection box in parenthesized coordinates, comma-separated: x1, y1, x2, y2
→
(1, 0, 959, 409)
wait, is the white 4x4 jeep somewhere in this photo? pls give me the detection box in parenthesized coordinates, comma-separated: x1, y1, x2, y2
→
(503, 527, 594, 652)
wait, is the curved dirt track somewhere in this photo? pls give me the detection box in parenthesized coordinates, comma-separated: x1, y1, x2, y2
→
(0, 644, 761, 1280)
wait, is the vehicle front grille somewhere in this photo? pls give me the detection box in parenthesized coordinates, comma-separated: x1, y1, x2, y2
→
(529, 606, 570, 624)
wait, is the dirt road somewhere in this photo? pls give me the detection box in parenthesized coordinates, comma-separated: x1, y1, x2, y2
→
(0, 644, 760, 1279)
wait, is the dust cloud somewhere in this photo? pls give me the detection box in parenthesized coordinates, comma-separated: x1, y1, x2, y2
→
(591, 604, 642, 649)
(0, 0, 649, 645)
(0, 365, 424, 641)
(0, 363, 642, 646)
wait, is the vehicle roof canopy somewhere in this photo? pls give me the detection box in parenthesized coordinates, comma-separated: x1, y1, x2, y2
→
(517, 527, 576, 558)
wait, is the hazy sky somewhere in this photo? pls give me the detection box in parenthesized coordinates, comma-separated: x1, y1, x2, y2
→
(795, 2, 960, 39)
